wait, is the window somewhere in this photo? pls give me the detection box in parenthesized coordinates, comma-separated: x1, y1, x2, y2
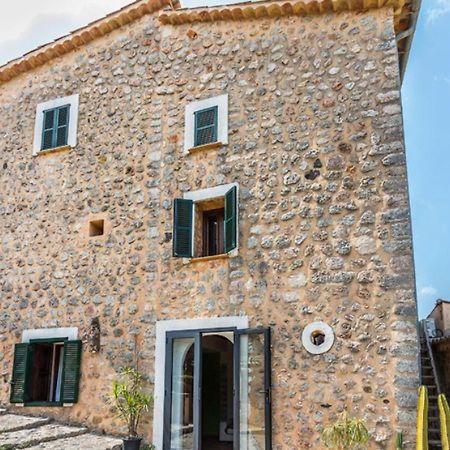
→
(41, 105, 70, 150)
(173, 184, 238, 259)
(10, 339, 82, 405)
(184, 94, 228, 152)
(33, 94, 79, 155)
(194, 106, 218, 147)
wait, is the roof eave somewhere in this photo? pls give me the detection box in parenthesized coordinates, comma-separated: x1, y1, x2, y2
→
(399, 0, 421, 81)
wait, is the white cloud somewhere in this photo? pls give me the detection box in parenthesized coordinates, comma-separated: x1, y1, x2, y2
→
(426, 0, 450, 24)
(0, 0, 132, 65)
(418, 285, 438, 297)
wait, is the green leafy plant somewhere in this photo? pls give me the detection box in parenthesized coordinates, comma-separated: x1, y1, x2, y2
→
(110, 366, 153, 437)
(141, 445, 156, 450)
(0, 445, 15, 450)
(396, 431, 403, 450)
(321, 411, 369, 450)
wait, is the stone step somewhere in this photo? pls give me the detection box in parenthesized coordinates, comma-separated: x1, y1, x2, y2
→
(26, 433, 123, 450)
(0, 423, 87, 449)
(0, 414, 51, 433)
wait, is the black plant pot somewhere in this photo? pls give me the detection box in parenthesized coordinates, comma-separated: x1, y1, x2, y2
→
(122, 437, 142, 450)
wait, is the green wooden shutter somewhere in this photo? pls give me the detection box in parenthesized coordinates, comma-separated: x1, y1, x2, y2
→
(194, 106, 218, 146)
(56, 105, 70, 147)
(42, 109, 56, 150)
(61, 340, 82, 403)
(10, 343, 31, 403)
(224, 186, 237, 253)
(41, 105, 70, 150)
(173, 198, 193, 258)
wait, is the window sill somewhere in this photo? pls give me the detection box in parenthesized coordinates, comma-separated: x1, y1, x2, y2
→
(182, 249, 238, 264)
(187, 141, 223, 154)
(23, 402, 63, 407)
(33, 145, 71, 157)
(183, 253, 229, 264)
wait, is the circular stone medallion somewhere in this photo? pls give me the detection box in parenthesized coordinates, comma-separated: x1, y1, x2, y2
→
(301, 321, 335, 355)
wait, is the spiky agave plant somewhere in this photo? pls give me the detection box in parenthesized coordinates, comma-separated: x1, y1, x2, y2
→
(321, 411, 370, 450)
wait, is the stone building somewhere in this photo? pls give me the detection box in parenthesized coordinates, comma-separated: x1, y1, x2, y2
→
(0, 0, 420, 448)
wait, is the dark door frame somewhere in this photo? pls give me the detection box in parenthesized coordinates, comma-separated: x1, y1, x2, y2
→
(163, 327, 272, 450)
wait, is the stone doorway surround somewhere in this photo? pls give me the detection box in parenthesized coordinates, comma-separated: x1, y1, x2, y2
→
(153, 316, 249, 450)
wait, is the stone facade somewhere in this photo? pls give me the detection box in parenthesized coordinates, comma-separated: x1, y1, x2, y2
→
(0, 5, 419, 449)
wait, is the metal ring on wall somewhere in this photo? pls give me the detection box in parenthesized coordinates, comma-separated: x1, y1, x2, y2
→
(301, 321, 335, 355)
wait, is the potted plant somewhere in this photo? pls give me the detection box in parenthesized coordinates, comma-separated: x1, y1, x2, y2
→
(321, 411, 369, 450)
(111, 366, 153, 450)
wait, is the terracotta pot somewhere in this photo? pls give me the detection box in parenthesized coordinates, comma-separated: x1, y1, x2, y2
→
(122, 437, 142, 450)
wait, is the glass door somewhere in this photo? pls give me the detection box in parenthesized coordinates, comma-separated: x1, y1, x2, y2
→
(163, 327, 271, 450)
(234, 328, 271, 450)
(164, 332, 200, 450)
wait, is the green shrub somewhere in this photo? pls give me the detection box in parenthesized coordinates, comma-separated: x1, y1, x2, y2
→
(110, 366, 153, 437)
(321, 411, 369, 450)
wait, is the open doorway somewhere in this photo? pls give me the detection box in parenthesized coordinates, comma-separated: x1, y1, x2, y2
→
(201, 335, 233, 449)
(180, 334, 233, 450)
(163, 327, 271, 450)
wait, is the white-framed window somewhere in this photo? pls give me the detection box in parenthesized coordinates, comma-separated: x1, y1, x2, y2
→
(184, 94, 228, 152)
(33, 94, 79, 155)
(10, 328, 81, 406)
(172, 183, 239, 259)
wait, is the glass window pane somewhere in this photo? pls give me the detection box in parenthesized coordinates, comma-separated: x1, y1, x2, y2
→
(170, 337, 195, 450)
(239, 333, 266, 450)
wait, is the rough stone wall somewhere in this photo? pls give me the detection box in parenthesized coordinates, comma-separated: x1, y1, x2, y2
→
(0, 7, 419, 448)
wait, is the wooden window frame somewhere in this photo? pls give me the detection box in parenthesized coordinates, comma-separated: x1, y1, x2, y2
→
(184, 94, 228, 153)
(10, 337, 82, 407)
(194, 106, 218, 147)
(25, 338, 67, 407)
(173, 183, 239, 260)
(41, 104, 70, 151)
(33, 94, 79, 156)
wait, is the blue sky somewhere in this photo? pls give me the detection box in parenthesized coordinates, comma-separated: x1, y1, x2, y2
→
(0, 0, 448, 318)
(402, 0, 450, 317)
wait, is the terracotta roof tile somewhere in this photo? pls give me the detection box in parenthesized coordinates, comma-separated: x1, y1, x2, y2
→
(0, 0, 178, 84)
(0, 0, 419, 84)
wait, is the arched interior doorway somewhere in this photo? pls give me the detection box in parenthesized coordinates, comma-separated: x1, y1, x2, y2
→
(183, 335, 233, 449)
